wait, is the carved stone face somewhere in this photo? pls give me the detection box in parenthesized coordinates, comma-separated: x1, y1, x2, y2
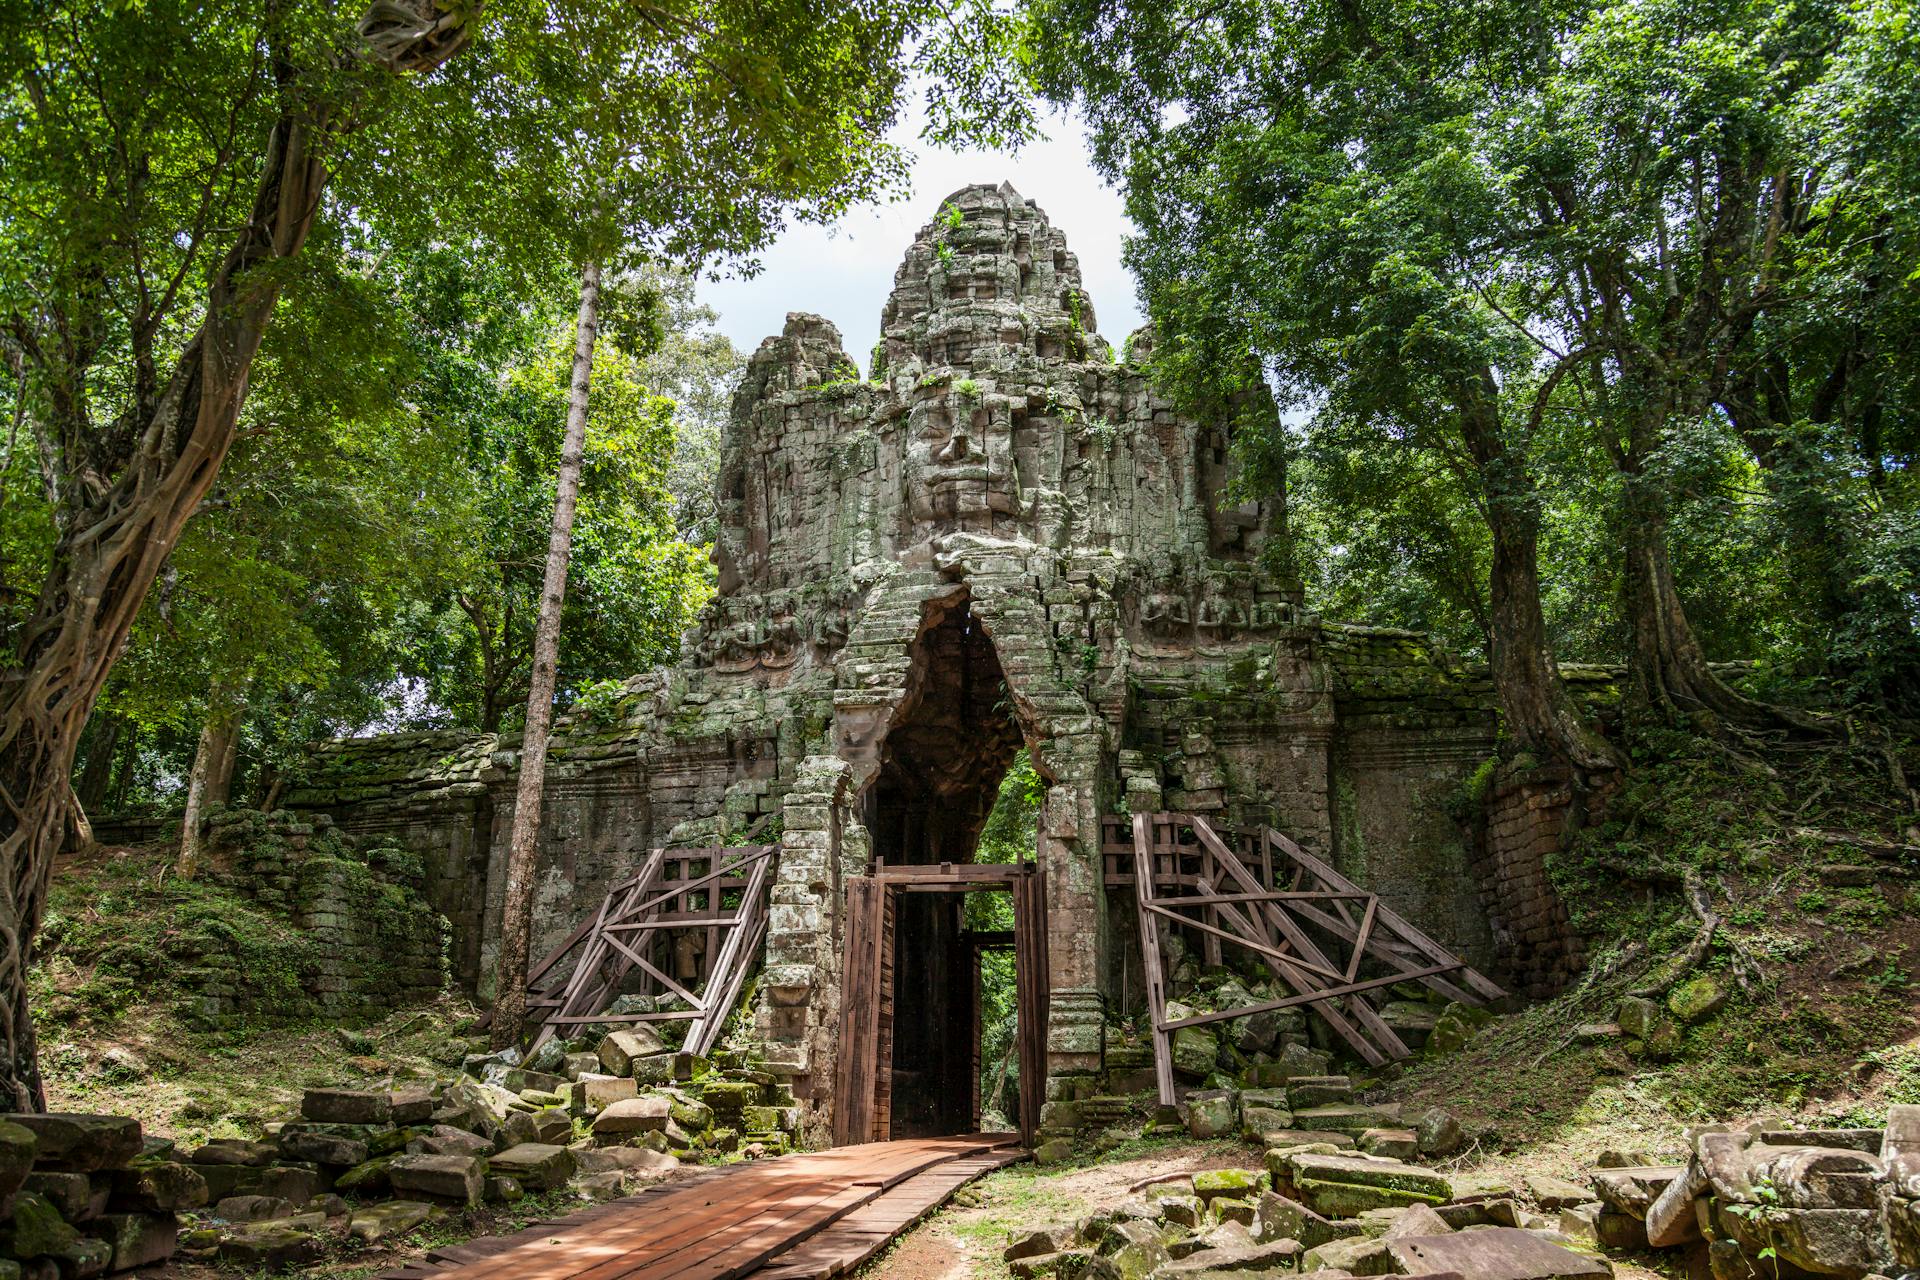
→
(905, 397, 1014, 530)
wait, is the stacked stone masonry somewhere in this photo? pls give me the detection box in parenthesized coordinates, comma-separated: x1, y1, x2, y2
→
(287, 183, 1600, 1137)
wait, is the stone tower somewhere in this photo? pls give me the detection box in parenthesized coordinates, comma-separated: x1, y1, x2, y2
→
(289, 184, 1592, 1143)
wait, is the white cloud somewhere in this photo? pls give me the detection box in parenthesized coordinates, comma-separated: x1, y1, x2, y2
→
(699, 101, 1144, 373)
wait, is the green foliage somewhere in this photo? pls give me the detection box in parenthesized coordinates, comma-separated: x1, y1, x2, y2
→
(1026, 0, 1920, 716)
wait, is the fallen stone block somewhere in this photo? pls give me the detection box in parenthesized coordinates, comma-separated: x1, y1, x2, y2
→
(1759, 1130, 1882, 1154)
(1253, 1190, 1360, 1248)
(1415, 1109, 1465, 1158)
(409, 1125, 493, 1158)
(187, 1138, 276, 1167)
(573, 1147, 679, 1175)
(217, 1223, 324, 1270)
(0, 1120, 35, 1201)
(107, 1160, 208, 1213)
(1288, 1078, 1355, 1109)
(1383, 1205, 1454, 1239)
(1293, 1106, 1402, 1137)
(1360, 1129, 1419, 1161)
(334, 1155, 396, 1196)
(1723, 1206, 1892, 1277)
(1384, 1228, 1612, 1280)
(1007, 1227, 1078, 1262)
(25, 1171, 97, 1220)
(216, 1194, 298, 1222)
(570, 1074, 639, 1117)
(301, 1088, 391, 1125)
(593, 1097, 671, 1137)
(598, 1028, 668, 1077)
(349, 1200, 439, 1243)
(488, 1142, 576, 1192)
(4, 1114, 142, 1172)
(1194, 1170, 1267, 1203)
(277, 1127, 369, 1168)
(388, 1153, 486, 1206)
(1587, 1166, 1681, 1218)
(1525, 1176, 1594, 1213)
(93, 1210, 178, 1271)
(1301, 1234, 1394, 1274)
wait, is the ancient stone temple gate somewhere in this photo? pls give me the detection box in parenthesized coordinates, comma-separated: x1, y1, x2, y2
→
(291, 183, 1590, 1144)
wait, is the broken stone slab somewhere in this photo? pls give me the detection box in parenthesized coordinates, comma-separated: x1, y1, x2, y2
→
(1006, 1227, 1077, 1262)
(1160, 1238, 1303, 1276)
(25, 1170, 99, 1221)
(93, 1210, 179, 1271)
(388, 1153, 486, 1206)
(0, 1119, 35, 1201)
(187, 1138, 277, 1167)
(1187, 1093, 1239, 1140)
(1293, 1106, 1403, 1137)
(5, 1113, 142, 1172)
(1384, 1228, 1612, 1280)
(301, 1087, 394, 1125)
(349, 1200, 439, 1243)
(1524, 1176, 1594, 1213)
(407, 1125, 493, 1158)
(277, 1126, 369, 1167)
(216, 1194, 298, 1222)
(1360, 1130, 1419, 1161)
(1758, 1130, 1883, 1154)
(334, 1155, 396, 1196)
(1288, 1078, 1356, 1109)
(1725, 1206, 1893, 1277)
(488, 1142, 577, 1192)
(217, 1222, 325, 1270)
(1193, 1170, 1268, 1203)
(1266, 1131, 1356, 1154)
(593, 1096, 671, 1137)
(1213, 1197, 1258, 1227)
(1008, 1248, 1098, 1280)
(107, 1159, 209, 1211)
(1587, 1166, 1681, 1218)
(598, 1028, 668, 1077)
(569, 1074, 639, 1117)
(1383, 1205, 1454, 1239)
(1301, 1234, 1394, 1274)
(1253, 1190, 1362, 1248)
(572, 1147, 680, 1176)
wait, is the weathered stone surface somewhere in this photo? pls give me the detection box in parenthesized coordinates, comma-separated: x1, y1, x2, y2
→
(277, 1126, 369, 1167)
(1360, 1129, 1419, 1161)
(301, 1087, 391, 1124)
(598, 1029, 667, 1077)
(488, 1143, 577, 1192)
(388, 1153, 486, 1206)
(1186, 1094, 1239, 1140)
(216, 1194, 298, 1222)
(187, 1138, 276, 1167)
(1415, 1109, 1465, 1158)
(4, 1114, 141, 1172)
(1385, 1229, 1612, 1280)
(593, 1097, 672, 1137)
(349, 1200, 438, 1242)
(573, 1147, 680, 1175)
(0, 1121, 35, 1201)
(93, 1211, 178, 1271)
(107, 1160, 208, 1212)
(1252, 1191, 1358, 1249)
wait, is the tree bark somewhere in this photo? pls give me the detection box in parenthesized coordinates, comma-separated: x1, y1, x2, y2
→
(0, 107, 334, 1108)
(1618, 425, 1822, 732)
(491, 259, 602, 1048)
(73, 715, 122, 813)
(177, 700, 243, 880)
(1457, 376, 1617, 776)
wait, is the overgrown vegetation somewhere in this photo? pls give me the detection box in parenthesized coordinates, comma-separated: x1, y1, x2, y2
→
(1390, 726, 1920, 1145)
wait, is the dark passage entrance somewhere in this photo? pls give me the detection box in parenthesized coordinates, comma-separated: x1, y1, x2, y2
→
(866, 594, 1026, 1139)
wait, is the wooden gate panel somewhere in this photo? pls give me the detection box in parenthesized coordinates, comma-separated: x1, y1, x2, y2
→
(1013, 867, 1049, 1148)
(833, 876, 894, 1146)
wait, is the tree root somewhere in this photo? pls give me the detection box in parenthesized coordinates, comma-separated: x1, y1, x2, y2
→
(1629, 870, 1722, 998)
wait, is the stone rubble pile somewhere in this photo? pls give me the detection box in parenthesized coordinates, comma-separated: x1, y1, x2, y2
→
(0, 1112, 187, 1278)
(1040, 1041, 1467, 1167)
(1001, 1138, 1612, 1280)
(0, 1025, 802, 1274)
(1574, 1104, 1920, 1280)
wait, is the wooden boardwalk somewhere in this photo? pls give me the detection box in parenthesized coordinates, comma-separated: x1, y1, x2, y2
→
(378, 1135, 1024, 1280)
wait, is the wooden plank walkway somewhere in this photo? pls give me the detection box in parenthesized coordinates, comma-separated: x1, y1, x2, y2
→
(377, 1135, 1023, 1280)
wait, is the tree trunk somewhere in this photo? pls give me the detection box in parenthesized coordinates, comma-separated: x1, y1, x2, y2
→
(0, 4, 481, 1108)
(491, 259, 603, 1049)
(177, 701, 243, 880)
(74, 715, 122, 812)
(1457, 380, 1617, 776)
(0, 111, 331, 1108)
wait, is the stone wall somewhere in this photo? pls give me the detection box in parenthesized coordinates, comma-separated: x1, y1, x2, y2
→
(181, 810, 450, 1025)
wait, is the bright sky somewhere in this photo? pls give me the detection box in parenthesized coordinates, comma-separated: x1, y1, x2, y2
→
(699, 102, 1145, 374)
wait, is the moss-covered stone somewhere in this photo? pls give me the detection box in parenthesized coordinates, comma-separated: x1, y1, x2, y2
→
(1668, 974, 1729, 1023)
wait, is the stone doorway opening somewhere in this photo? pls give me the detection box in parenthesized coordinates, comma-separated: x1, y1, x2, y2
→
(852, 593, 1044, 1141)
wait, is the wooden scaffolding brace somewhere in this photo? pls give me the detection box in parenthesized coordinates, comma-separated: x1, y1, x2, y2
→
(510, 843, 779, 1055)
(1113, 812, 1505, 1104)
